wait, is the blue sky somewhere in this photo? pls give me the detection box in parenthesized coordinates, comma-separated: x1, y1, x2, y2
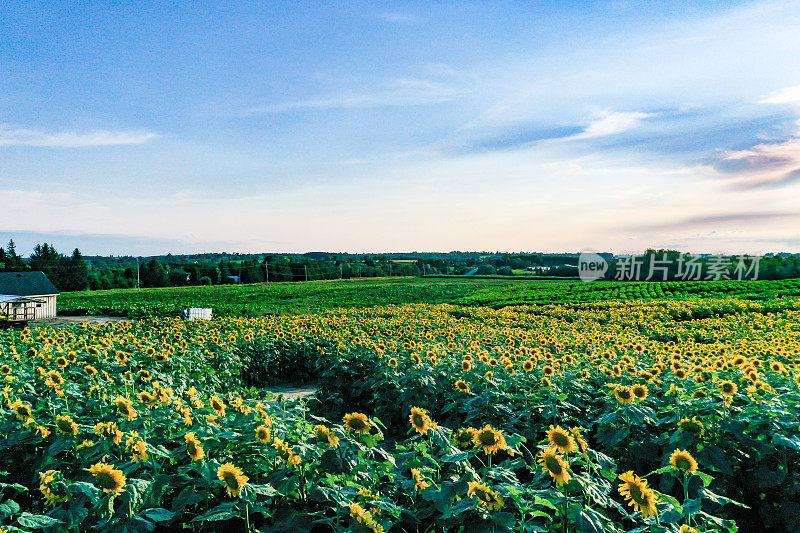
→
(2, 0, 800, 255)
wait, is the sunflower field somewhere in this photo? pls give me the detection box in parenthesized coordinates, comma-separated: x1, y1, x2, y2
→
(1, 293, 799, 532)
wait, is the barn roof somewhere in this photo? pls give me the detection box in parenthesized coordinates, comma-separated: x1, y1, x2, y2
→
(0, 272, 60, 296)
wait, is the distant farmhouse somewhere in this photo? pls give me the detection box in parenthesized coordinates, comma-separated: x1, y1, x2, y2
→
(0, 271, 60, 322)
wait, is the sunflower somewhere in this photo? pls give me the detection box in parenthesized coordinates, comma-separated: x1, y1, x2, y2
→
(455, 380, 471, 393)
(462, 360, 472, 371)
(210, 395, 226, 416)
(677, 416, 705, 437)
(139, 391, 157, 406)
(543, 365, 555, 376)
(0, 365, 11, 376)
(570, 426, 588, 454)
(56, 414, 78, 436)
(314, 424, 340, 447)
(411, 468, 430, 491)
(537, 447, 570, 486)
(39, 470, 68, 505)
(485, 371, 494, 380)
(409, 407, 433, 435)
(719, 380, 738, 397)
(87, 462, 126, 495)
(94, 422, 123, 443)
(217, 463, 249, 497)
(114, 396, 138, 421)
(11, 399, 33, 422)
(474, 425, 508, 455)
(618, 471, 658, 518)
(349, 502, 384, 533)
(255, 424, 271, 443)
(631, 384, 648, 400)
(467, 481, 504, 511)
(184, 432, 205, 461)
(523, 360, 534, 372)
(453, 427, 478, 448)
(125, 432, 149, 462)
(670, 449, 698, 474)
(344, 412, 371, 434)
(680, 526, 700, 533)
(614, 386, 634, 404)
(546, 425, 577, 454)
(388, 357, 398, 368)
(55, 356, 68, 368)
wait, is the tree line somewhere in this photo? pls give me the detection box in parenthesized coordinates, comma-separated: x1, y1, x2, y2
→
(2, 240, 798, 292)
(0, 240, 90, 291)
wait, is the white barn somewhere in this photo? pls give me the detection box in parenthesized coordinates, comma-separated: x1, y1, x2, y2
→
(0, 272, 60, 321)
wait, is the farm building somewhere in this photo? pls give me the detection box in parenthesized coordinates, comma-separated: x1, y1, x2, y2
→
(0, 271, 60, 322)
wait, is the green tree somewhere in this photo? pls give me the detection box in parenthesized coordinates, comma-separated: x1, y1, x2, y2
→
(62, 248, 90, 291)
(29, 243, 67, 288)
(3, 239, 26, 271)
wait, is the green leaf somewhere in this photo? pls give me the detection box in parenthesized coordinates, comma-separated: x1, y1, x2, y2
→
(695, 470, 714, 487)
(0, 499, 21, 520)
(190, 502, 237, 523)
(682, 497, 702, 518)
(140, 507, 175, 522)
(652, 490, 682, 514)
(773, 434, 800, 451)
(17, 513, 64, 529)
(574, 507, 613, 533)
(700, 488, 748, 508)
(441, 452, 469, 463)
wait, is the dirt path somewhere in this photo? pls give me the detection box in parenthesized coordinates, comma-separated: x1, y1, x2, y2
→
(31, 316, 131, 328)
(263, 385, 317, 401)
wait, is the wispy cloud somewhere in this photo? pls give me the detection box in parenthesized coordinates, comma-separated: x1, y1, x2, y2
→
(760, 84, 800, 106)
(248, 78, 462, 114)
(627, 212, 800, 232)
(566, 111, 653, 141)
(710, 85, 800, 189)
(0, 125, 158, 148)
(453, 110, 652, 154)
(720, 137, 800, 189)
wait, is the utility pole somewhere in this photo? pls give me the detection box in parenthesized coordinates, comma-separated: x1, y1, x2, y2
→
(265, 262, 269, 283)
(339, 263, 343, 279)
(136, 257, 140, 290)
(304, 265, 308, 282)
(389, 262, 392, 277)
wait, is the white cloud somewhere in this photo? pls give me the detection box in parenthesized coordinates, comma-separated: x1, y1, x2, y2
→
(720, 137, 800, 189)
(0, 125, 158, 147)
(759, 84, 800, 106)
(249, 78, 463, 114)
(568, 111, 652, 140)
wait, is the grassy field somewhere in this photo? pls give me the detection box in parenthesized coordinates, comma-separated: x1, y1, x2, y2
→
(58, 277, 800, 317)
(58, 277, 553, 317)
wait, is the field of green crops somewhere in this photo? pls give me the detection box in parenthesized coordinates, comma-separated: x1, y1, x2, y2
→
(59, 278, 800, 318)
(1, 279, 799, 532)
(58, 278, 538, 317)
